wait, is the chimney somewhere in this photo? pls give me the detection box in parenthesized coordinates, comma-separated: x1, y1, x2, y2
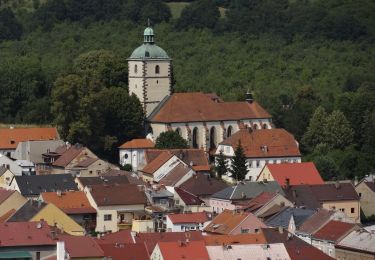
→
(56, 190, 62, 197)
(56, 241, 66, 260)
(292, 189, 297, 199)
(285, 178, 290, 189)
(278, 226, 284, 234)
(245, 91, 254, 103)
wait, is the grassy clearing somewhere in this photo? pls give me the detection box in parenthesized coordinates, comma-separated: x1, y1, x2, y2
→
(167, 2, 190, 19)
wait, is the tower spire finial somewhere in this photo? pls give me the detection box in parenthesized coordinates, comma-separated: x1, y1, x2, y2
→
(147, 18, 151, 27)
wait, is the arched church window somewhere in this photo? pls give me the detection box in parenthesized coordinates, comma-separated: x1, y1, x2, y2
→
(210, 127, 216, 150)
(227, 126, 232, 138)
(263, 124, 268, 129)
(175, 128, 181, 136)
(155, 65, 160, 74)
(253, 124, 258, 130)
(145, 51, 150, 57)
(192, 127, 199, 148)
(134, 64, 138, 74)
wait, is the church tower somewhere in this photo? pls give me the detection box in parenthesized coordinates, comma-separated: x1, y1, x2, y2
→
(128, 26, 172, 117)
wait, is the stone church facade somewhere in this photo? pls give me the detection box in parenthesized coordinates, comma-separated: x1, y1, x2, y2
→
(128, 27, 273, 152)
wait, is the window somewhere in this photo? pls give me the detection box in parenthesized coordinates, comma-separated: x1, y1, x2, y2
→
(104, 214, 112, 221)
(175, 128, 181, 136)
(340, 208, 345, 212)
(145, 51, 150, 57)
(89, 170, 93, 174)
(248, 161, 253, 168)
(134, 64, 138, 74)
(263, 124, 268, 129)
(124, 154, 129, 159)
(256, 160, 260, 167)
(155, 65, 160, 74)
(227, 126, 232, 138)
(359, 193, 362, 197)
(192, 127, 199, 148)
(351, 208, 355, 213)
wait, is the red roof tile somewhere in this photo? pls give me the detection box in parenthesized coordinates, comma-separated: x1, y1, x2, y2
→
(157, 241, 210, 260)
(74, 157, 98, 168)
(204, 233, 267, 245)
(145, 149, 209, 172)
(264, 162, 324, 186)
(141, 152, 174, 175)
(204, 210, 266, 235)
(57, 235, 104, 258)
(0, 221, 55, 247)
(167, 212, 209, 224)
(134, 231, 204, 254)
(0, 188, 14, 204)
(41, 191, 96, 215)
(313, 221, 357, 242)
(179, 174, 228, 197)
(99, 243, 149, 260)
(0, 127, 59, 149)
(150, 92, 271, 123)
(220, 128, 301, 158)
(95, 229, 134, 245)
(158, 163, 191, 186)
(298, 209, 335, 234)
(52, 145, 84, 167)
(89, 184, 147, 206)
(243, 192, 277, 212)
(174, 187, 204, 205)
(119, 139, 154, 149)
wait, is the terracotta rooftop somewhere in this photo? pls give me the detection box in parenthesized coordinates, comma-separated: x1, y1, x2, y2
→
(0, 209, 16, 223)
(52, 144, 85, 167)
(99, 243, 149, 260)
(313, 220, 357, 242)
(167, 212, 209, 224)
(158, 162, 191, 186)
(242, 192, 277, 212)
(134, 231, 203, 254)
(220, 128, 301, 158)
(263, 162, 324, 186)
(157, 240, 210, 260)
(0, 127, 59, 149)
(119, 138, 154, 149)
(141, 151, 174, 175)
(41, 191, 96, 214)
(89, 184, 146, 207)
(57, 235, 104, 258)
(203, 233, 267, 245)
(174, 187, 204, 205)
(204, 210, 266, 235)
(149, 92, 271, 123)
(298, 208, 336, 234)
(0, 188, 14, 204)
(179, 174, 228, 197)
(95, 229, 134, 245)
(0, 221, 55, 247)
(73, 157, 98, 168)
(145, 149, 210, 172)
(284, 183, 360, 209)
(262, 228, 335, 260)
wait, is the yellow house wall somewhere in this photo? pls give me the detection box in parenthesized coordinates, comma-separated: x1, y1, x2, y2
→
(31, 203, 84, 236)
(257, 166, 274, 182)
(79, 159, 114, 177)
(355, 182, 375, 217)
(322, 200, 361, 223)
(132, 219, 154, 233)
(0, 191, 27, 216)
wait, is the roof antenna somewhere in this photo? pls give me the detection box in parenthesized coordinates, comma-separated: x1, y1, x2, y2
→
(147, 18, 151, 27)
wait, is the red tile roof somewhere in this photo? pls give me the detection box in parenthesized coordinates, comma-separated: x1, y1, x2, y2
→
(41, 191, 96, 214)
(141, 151, 174, 175)
(89, 184, 147, 206)
(157, 241, 210, 260)
(145, 149, 210, 172)
(298, 209, 335, 234)
(95, 229, 134, 245)
(243, 192, 277, 212)
(204, 210, 266, 235)
(264, 162, 324, 186)
(0, 127, 59, 149)
(134, 231, 204, 254)
(220, 128, 301, 158)
(203, 233, 267, 245)
(149, 92, 271, 123)
(178, 174, 228, 197)
(0, 188, 14, 204)
(99, 243, 149, 260)
(262, 228, 335, 260)
(52, 145, 84, 167)
(313, 220, 357, 242)
(167, 212, 209, 224)
(158, 163, 191, 186)
(174, 187, 204, 205)
(74, 157, 98, 168)
(0, 221, 55, 247)
(0, 209, 16, 223)
(57, 235, 104, 258)
(119, 139, 154, 149)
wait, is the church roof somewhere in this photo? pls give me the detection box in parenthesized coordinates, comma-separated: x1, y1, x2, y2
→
(149, 92, 271, 123)
(129, 44, 169, 59)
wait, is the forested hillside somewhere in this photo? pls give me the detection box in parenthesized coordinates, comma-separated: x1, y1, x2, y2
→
(0, 0, 374, 179)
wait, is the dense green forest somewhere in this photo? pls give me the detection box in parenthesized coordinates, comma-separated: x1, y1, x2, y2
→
(0, 0, 374, 179)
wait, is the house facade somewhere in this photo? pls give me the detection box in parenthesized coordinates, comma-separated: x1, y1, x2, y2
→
(118, 138, 155, 171)
(355, 178, 375, 218)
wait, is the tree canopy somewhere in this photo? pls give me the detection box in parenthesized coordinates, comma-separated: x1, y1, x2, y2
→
(155, 131, 189, 149)
(229, 141, 247, 181)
